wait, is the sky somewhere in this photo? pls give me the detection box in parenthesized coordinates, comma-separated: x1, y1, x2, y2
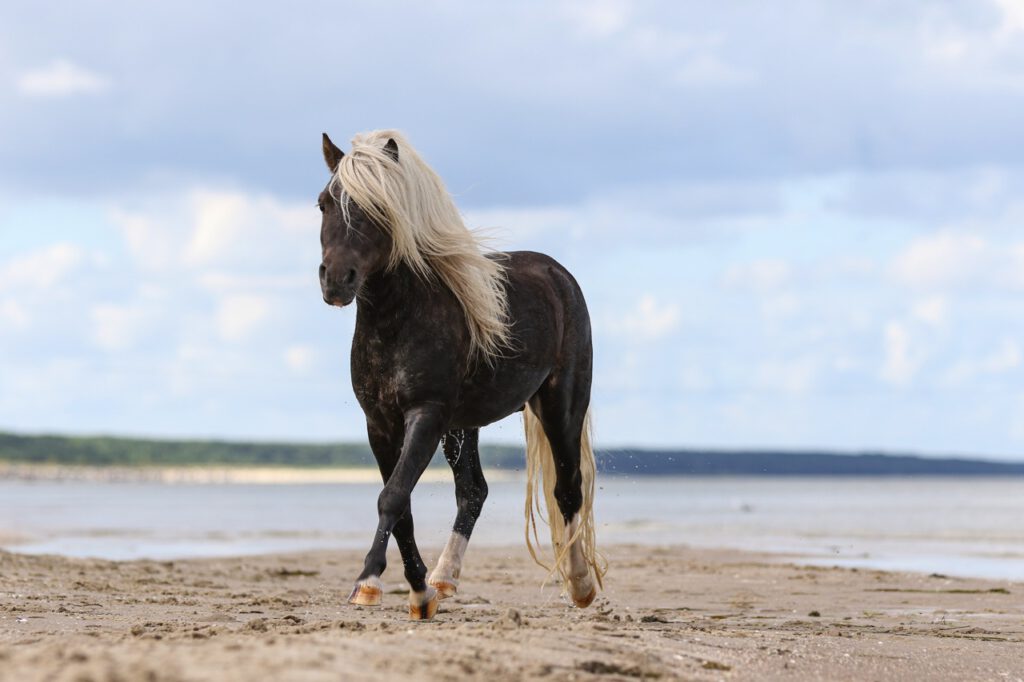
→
(2, 1, 1024, 459)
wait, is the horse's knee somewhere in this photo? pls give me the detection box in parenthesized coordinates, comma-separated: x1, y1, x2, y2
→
(377, 488, 410, 521)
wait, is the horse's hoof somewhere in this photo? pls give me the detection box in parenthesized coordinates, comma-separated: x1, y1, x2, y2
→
(428, 579, 457, 600)
(408, 586, 439, 621)
(348, 578, 383, 606)
(572, 585, 597, 609)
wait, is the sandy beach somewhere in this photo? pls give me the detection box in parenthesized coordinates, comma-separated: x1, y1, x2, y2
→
(1, 544, 1022, 681)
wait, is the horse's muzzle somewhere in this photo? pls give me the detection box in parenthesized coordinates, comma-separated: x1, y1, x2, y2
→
(320, 264, 358, 307)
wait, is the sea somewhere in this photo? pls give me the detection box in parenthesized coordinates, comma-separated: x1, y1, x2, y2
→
(1, 476, 1022, 581)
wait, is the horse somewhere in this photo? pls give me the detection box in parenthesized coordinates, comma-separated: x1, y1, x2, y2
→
(317, 130, 605, 620)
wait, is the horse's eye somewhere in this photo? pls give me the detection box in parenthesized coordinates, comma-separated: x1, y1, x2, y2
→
(317, 202, 325, 213)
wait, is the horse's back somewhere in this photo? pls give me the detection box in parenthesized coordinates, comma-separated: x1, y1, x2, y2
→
(451, 251, 591, 428)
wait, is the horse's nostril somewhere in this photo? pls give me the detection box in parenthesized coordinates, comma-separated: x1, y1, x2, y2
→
(319, 264, 326, 282)
(345, 269, 356, 286)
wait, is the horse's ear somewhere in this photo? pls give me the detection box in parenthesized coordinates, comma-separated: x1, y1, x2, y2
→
(383, 137, 399, 162)
(323, 133, 344, 173)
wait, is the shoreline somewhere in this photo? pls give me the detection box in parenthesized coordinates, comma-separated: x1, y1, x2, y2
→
(0, 462, 523, 485)
(1, 543, 1021, 680)
(4, 462, 1024, 484)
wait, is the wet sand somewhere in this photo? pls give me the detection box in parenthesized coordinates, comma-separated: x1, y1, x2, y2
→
(1, 544, 1022, 681)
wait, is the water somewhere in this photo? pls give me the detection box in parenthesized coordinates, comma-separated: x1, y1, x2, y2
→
(1, 476, 1022, 580)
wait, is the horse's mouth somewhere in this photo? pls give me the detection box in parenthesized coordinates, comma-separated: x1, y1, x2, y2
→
(323, 290, 356, 307)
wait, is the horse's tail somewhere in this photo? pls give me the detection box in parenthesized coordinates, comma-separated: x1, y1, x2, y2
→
(523, 404, 606, 590)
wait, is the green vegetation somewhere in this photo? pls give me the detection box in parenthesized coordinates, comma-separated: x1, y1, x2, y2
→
(2, 431, 1023, 475)
(0, 431, 523, 469)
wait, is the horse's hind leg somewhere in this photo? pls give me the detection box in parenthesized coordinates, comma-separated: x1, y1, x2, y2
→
(429, 428, 487, 599)
(530, 376, 599, 608)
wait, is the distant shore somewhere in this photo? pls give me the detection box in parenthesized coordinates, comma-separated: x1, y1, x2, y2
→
(0, 462, 525, 485)
(5, 429, 1024, 476)
(2, 544, 1021, 680)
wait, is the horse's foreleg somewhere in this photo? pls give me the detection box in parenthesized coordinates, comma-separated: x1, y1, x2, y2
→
(350, 406, 445, 620)
(429, 428, 488, 599)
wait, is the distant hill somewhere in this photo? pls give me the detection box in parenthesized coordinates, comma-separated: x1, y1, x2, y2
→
(597, 449, 1024, 476)
(1, 431, 1022, 476)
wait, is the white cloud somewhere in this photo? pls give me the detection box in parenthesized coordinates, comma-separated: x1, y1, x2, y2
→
(982, 338, 1020, 372)
(0, 243, 84, 290)
(995, 0, 1024, 39)
(892, 230, 988, 288)
(724, 259, 792, 290)
(91, 303, 149, 352)
(284, 345, 316, 373)
(911, 296, 948, 326)
(881, 320, 922, 386)
(217, 294, 271, 342)
(944, 338, 1022, 384)
(16, 59, 110, 97)
(760, 293, 802, 321)
(756, 357, 819, 394)
(563, 0, 631, 38)
(185, 193, 251, 266)
(110, 189, 316, 274)
(621, 294, 680, 340)
(892, 230, 1024, 291)
(0, 299, 29, 330)
(109, 208, 180, 271)
(672, 53, 752, 86)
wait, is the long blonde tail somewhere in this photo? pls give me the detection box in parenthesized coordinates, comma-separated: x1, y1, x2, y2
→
(523, 404, 606, 590)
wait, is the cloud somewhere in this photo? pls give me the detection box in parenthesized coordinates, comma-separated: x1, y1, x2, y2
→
(0, 299, 29, 330)
(943, 338, 1022, 385)
(108, 208, 180, 271)
(724, 259, 792, 290)
(216, 294, 271, 343)
(995, 0, 1024, 38)
(562, 0, 631, 38)
(16, 59, 110, 97)
(619, 295, 680, 340)
(183, 191, 310, 267)
(283, 345, 316, 373)
(91, 302, 150, 352)
(755, 357, 819, 394)
(881, 321, 921, 386)
(0, 242, 84, 290)
(9, 2, 1024, 202)
(892, 230, 1024, 290)
(108, 189, 317, 275)
(911, 296, 949, 326)
(672, 53, 752, 86)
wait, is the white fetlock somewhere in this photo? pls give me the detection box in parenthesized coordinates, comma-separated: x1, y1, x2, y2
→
(429, 533, 468, 599)
(563, 515, 597, 608)
(569, 571, 597, 608)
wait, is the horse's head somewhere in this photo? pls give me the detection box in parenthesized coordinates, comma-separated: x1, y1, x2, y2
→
(318, 133, 396, 307)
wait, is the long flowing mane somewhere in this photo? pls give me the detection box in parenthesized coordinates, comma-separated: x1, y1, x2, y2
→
(330, 129, 510, 360)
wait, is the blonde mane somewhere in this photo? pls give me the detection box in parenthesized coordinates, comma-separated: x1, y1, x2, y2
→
(330, 129, 510, 361)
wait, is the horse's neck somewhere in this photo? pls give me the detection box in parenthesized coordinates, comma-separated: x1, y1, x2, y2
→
(355, 263, 427, 323)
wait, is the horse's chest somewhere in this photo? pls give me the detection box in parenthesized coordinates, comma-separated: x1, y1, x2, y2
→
(350, 340, 400, 406)
(350, 330, 453, 410)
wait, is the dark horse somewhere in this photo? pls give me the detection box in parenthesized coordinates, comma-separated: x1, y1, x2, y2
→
(317, 130, 604, 620)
